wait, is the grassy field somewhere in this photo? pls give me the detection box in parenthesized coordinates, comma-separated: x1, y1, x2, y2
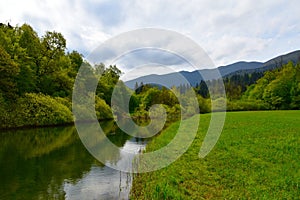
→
(131, 111, 300, 199)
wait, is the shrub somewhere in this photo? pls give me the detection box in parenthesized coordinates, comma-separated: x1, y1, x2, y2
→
(13, 93, 73, 127)
(197, 96, 211, 113)
(0, 93, 11, 128)
(212, 97, 227, 112)
(95, 96, 113, 120)
(227, 100, 270, 111)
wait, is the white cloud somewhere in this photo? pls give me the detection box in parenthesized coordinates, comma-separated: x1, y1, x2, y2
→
(1, 0, 300, 72)
(120, 64, 181, 82)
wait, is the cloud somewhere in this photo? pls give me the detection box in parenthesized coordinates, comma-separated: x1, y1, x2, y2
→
(113, 49, 187, 69)
(120, 64, 182, 82)
(83, 1, 124, 27)
(206, 35, 271, 65)
(1, 0, 300, 72)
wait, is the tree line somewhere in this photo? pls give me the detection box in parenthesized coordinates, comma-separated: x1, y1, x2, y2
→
(194, 62, 300, 111)
(1, 22, 299, 129)
(0, 23, 119, 129)
(132, 61, 300, 115)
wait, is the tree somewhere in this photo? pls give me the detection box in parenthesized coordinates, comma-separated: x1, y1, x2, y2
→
(262, 62, 295, 109)
(96, 65, 122, 105)
(246, 70, 276, 100)
(134, 82, 139, 91)
(68, 50, 83, 78)
(142, 87, 161, 109)
(244, 61, 299, 109)
(41, 31, 66, 59)
(19, 24, 42, 59)
(0, 46, 19, 100)
(197, 80, 209, 98)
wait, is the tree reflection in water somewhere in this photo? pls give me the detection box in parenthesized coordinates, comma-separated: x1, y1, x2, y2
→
(0, 120, 147, 199)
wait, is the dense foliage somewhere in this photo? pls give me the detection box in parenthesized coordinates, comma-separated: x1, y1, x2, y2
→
(1, 22, 299, 128)
(244, 62, 300, 109)
(130, 83, 205, 126)
(125, 60, 300, 126)
(0, 23, 116, 129)
(192, 62, 300, 111)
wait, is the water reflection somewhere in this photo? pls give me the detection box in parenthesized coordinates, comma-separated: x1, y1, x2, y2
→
(0, 121, 147, 200)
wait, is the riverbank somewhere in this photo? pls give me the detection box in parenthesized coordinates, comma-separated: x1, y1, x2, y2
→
(0, 93, 114, 130)
(130, 110, 300, 199)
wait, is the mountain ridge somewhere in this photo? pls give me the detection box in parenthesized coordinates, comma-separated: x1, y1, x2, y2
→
(125, 50, 300, 88)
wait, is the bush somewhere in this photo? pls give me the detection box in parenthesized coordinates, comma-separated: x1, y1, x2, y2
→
(16, 93, 73, 127)
(55, 96, 72, 110)
(0, 93, 74, 128)
(212, 97, 227, 112)
(197, 96, 211, 113)
(73, 93, 113, 122)
(227, 100, 270, 111)
(0, 93, 11, 127)
(95, 96, 113, 120)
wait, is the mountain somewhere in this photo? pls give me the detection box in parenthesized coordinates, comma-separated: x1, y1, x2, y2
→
(225, 50, 300, 77)
(125, 62, 263, 88)
(125, 50, 300, 88)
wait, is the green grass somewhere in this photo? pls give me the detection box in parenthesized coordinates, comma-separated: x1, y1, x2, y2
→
(131, 111, 300, 199)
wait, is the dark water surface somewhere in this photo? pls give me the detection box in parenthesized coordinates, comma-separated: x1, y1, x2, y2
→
(0, 121, 147, 200)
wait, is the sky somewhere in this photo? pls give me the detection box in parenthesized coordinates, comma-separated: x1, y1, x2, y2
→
(1, 0, 300, 80)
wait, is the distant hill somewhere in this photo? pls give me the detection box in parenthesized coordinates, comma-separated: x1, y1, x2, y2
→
(125, 50, 300, 88)
(225, 50, 300, 77)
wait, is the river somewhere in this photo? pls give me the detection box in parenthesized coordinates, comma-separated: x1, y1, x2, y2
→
(0, 121, 147, 200)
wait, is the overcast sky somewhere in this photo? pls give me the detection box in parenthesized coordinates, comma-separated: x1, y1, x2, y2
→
(1, 0, 300, 79)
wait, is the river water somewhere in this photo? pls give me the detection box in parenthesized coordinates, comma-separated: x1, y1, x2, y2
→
(0, 121, 147, 200)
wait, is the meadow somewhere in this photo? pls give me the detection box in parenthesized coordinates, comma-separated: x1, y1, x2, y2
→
(131, 111, 300, 199)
